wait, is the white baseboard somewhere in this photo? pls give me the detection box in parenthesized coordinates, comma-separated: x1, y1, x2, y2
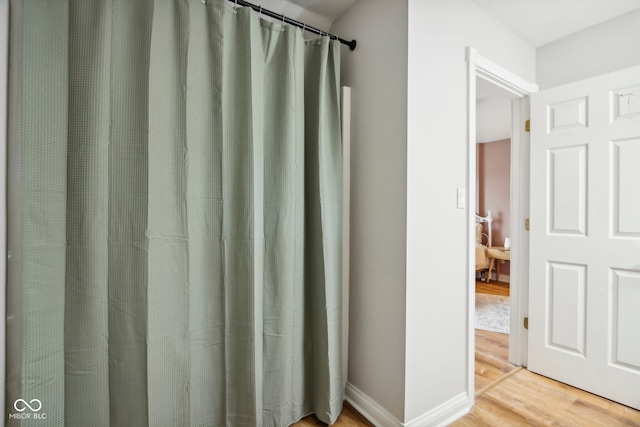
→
(345, 383, 471, 427)
(405, 392, 470, 427)
(345, 382, 403, 427)
(482, 272, 510, 283)
(497, 273, 510, 283)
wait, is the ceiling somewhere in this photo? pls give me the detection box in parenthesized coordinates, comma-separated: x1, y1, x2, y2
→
(470, 0, 640, 47)
(284, 0, 357, 20)
(476, 78, 521, 103)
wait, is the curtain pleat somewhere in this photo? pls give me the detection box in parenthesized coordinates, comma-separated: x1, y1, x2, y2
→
(146, 1, 190, 425)
(303, 36, 343, 422)
(12, 1, 342, 426)
(65, 1, 112, 426)
(17, 1, 69, 426)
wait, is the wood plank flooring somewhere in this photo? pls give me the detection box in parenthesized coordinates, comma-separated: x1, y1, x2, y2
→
(293, 281, 640, 425)
(452, 368, 640, 426)
(474, 329, 516, 393)
(454, 281, 640, 426)
(476, 280, 510, 296)
(292, 402, 374, 426)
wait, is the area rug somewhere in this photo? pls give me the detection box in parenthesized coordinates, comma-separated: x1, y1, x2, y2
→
(475, 293, 510, 334)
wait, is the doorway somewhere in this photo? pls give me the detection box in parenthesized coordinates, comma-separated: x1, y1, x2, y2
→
(465, 47, 538, 402)
(473, 76, 519, 394)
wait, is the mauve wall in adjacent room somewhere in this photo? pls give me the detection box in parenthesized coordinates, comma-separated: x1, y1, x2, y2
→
(477, 139, 510, 277)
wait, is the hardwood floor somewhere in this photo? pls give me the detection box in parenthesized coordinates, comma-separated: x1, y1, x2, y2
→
(452, 368, 640, 426)
(292, 402, 374, 426)
(455, 284, 640, 425)
(474, 329, 517, 393)
(293, 283, 640, 425)
(476, 279, 510, 296)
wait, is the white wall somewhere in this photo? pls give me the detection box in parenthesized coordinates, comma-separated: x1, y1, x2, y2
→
(405, 0, 534, 422)
(332, 1, 536, 423)
(476, 97, 512, 143)
(537, 8, 640, 89)
(258, 0, 356, 32)
(331, 0, 408, 421)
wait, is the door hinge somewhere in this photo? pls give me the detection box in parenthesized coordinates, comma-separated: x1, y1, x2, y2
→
(525, 120, 530, 132)
(524, 317, 529, 330)
(525, 218, 530, 231)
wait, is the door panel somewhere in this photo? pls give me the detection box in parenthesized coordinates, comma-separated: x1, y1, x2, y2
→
(547, 262, 586, 355)
(613, 138, 640, 237)
(529, 65, 640, 410)
(611, 269, 640, 372)
(548, 145, 587, 235)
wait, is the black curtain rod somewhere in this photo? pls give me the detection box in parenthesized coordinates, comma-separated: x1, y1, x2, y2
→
(226, 0, 357, 51)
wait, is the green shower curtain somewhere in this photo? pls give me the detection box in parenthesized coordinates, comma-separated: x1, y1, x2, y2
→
(7, 0, 343, 425)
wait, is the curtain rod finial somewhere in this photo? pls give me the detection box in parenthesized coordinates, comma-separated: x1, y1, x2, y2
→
(347, 40, 357, 51)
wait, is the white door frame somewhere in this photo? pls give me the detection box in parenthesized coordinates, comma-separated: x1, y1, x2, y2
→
(465, 47, 538, 401)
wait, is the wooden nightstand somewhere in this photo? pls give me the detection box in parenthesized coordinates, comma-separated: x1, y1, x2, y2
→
(485, 246, 510, 283)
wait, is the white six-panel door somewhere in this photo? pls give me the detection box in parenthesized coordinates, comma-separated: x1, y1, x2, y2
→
(529, 65, 640, 410)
